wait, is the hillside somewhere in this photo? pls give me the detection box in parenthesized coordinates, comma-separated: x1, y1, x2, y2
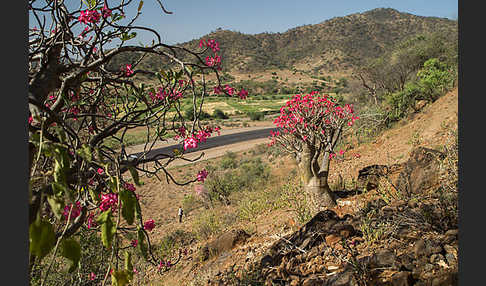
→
(131, 88, 458, 285)
(111, 8, 457, 74)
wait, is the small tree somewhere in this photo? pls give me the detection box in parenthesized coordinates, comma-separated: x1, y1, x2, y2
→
(269, 91, 358, 210)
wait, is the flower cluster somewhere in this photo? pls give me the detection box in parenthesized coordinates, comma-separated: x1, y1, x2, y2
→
(197, 169, 208, 182)
(99, 193, 118, 212)
(63, 201, 82, 220)
(199, 39, 220, 52)
(200, 38, 222, 70)
(143, 219, 155, 232)
(269, 91, 358, 150)
(124, 182, 136, 192)
(124, 64, 134, 76)
(78, 9, 101, 25)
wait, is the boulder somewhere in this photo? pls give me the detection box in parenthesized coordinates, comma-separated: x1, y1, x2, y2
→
(396, 147, 445, 195)
(199, 229, 250, 261)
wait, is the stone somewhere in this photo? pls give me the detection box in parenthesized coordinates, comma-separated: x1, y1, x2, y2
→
(396, 147, 445, 194)
(413, 239, 426, 258)
(445, 253, 456, 266)
(424, 263, 434, 272)
(431, 272, 458, 286)
(357, 164, 389, 190)
(390, 271, 413, 286)
(200, 229, 250, 261)
(372, 249, 397, 268)
(325, 234, 343, 246)
(289, 275, 300, 286)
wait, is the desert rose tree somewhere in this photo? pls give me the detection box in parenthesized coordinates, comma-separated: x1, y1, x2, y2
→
(28, 0, 246, 284)
(269, 91, 358, 210)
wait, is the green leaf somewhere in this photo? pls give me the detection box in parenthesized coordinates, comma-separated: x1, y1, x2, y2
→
(47, 194, 65, 220)
(120, 190, 136, 225)
(60, 239, 81, 273)
(124, 252, 134, 280)
(89, 188, 101, 204)
(76, 144, 92, 163)
(137, 0, 144, 12)
(97, 210, 116, 248)
(29, 219, 56, 260)
(111, 270, 131, 286)
(128, 166, 141, 186)
(137, 229, 148, 259)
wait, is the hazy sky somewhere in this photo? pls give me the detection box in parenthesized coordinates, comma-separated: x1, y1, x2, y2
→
(29, 0, 458, 45)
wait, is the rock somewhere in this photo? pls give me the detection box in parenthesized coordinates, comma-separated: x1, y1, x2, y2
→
(430, 254, 445, 264)
(424, 263, 434, 272)
(445, 253, 456, 266)
(445, 229, 458, 237)
(390, 271, 413, 286)
(325, 267, 358, 286)
(396, 147, 445, 194)
(413, 239, 426, 258)
(372, 249, 397, 268)
(200, 229, 250, 261)
(431, 272, 458, 286)
(325, 234, 343, 246)
(289, 275, 300, 286)
(357, 165, 389, 190)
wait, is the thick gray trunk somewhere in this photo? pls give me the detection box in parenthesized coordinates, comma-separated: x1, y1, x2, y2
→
(298, 145, 336, 211)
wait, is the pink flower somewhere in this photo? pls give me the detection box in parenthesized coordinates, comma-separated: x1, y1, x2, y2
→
(78, 9, 101, 25)
(87, 212, 96, 229)
(213, 86, 223, 94)
(224, 85, 234, 96)
(194, 184, 207, 195)
(354, 153, 361, 159)
(133, 268, 138, 274)
(102, 4, 112, 18)
(131, 239, 138, 247)
(89, 272, 96, 281)
(124, 183, 136, 192)
(99, 193, 118, 212)
(124, 64, 134, 76)
(144, 219, 155, 232)
(28, 116, 33, 124)
(197, 169, 208, 182)
(63, 201, 82, 220)
(339, 150, 345, 156)
(183, 136, 198, 151)
(97, 168, 104, 175)
(238, 88, 248, 99)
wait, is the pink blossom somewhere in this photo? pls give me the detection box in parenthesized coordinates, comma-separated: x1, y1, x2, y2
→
(339, 150, 345, 156)
(124, 183, 136, 192)
(89, 272, 96, 281)
(124, 64, 134, 76)
(183, 136, 198, 151)
(28, 116, 33, 124)
(238, 88, 248, 99)
(213, 86, 223, 94)
(97, 168, 104, 175)
(194, 184, 207, 195)
(197, 169, 208, 182)
(133, 268, 138, 274)
(143, 219, 155, 232)
(224, 85, 234, 96)
(99, 193, 118, 212)
(63, 201, 82, 220)
(102, 4, 112, 18)
(131, 239, 138, 247)
(78, 9, 101, 25)
(87, 212, 96, 229)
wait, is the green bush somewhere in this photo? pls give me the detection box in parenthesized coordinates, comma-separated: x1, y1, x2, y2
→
(185, 108, 211, 121)
(248, 111, 264, 121)
(416, 58, 454, 102)
(192, 210, 222, 240)
(159, 229, 193, 257)
(220, 151, 238, 169)
(182, 194, 200, 214)
(213, 109, 229, 119)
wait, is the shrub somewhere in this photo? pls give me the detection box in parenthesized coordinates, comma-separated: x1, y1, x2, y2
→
(182, 194, 200, 214)
(278, 182, 313, 224)
(159, 229, 192, 258)
(213, 109, 229, 119)
(248, 111, 264, 121)
(192, 210, 222, 240)
(416, 58, 454, 102)
(185, 108, 211, 121)
(220, 151, 238, 169)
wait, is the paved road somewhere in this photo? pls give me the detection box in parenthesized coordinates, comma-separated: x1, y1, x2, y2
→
(130, 127, 278, 161)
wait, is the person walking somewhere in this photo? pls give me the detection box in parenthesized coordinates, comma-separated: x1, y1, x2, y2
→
(178, 206, 183, 223)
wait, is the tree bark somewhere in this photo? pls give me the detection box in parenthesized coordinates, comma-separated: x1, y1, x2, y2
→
(298, 145, 337, 211)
